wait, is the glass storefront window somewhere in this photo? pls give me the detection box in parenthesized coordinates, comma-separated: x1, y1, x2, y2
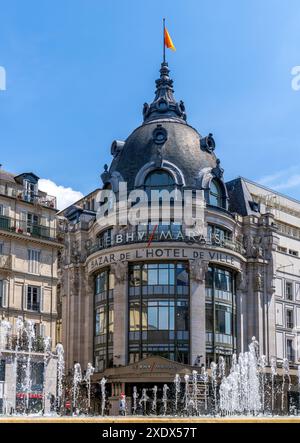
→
(205, 265, 236, 361)
(95, 271, 107, 295)
(128, 262, 189, 364)
(94, 268, 115, 371)
(216, 305, 232, 335)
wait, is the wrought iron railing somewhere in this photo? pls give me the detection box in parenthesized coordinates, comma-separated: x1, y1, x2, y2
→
(0, 181, 56, 209)
(0, 215, 57, 241)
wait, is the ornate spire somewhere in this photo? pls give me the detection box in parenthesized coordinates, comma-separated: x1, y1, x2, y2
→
(142, 62, 187, 123)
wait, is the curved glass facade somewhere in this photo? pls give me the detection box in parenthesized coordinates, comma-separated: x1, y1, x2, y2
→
(128, 262, 189, 364)
(94, 269, 115, 372)
(205, 265, 237, 367)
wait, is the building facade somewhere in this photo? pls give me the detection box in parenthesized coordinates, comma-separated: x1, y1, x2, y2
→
(0, 168, 61, 412)
(59, 62, 300, 409)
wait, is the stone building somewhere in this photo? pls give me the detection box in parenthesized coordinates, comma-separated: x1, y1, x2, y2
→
(59, 61, 300, 411)
(0, 168, 61, 412)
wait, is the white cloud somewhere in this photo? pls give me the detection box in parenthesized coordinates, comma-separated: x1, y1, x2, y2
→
(258, 165, 300, 192)
(38, 178, 83, 211)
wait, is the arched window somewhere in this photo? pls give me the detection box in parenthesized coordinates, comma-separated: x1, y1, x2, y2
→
(144, 170, 175, 193)
(144, 169, 175, 200)
(209, 179, 223, 208)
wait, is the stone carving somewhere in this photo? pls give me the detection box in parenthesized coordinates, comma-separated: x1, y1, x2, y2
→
(189, 259, 209, 283)
(71, 240, 81, 264)
(101, 163, 111, 185)
(70, 267, 80, 296)
(236, 271, 248, 291)
(253, 236, 264, 259)
(200, 133, 215, 153)
(112, 261, 127, 283)
(243, 235, 254, 257)
(254, 272, 263, 292)
(152, 125, 168, 145)
(243, 235, 264, 259)
(143, 102, 150, 119)
(211, 159, 224, 179)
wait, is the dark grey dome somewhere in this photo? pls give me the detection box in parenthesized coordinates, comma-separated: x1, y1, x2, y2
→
(109, 119, 217, 190)
(101, 62, 222, 192)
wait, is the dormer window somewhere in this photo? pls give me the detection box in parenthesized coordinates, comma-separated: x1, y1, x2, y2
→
(144, 170, 175, 192)
(23, 179, 37, 203)
(209, 179, 223, 208)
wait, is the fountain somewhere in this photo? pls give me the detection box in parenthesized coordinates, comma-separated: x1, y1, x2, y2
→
(151, 385, 158, 415)
(270, 356, 277, 413)
(210, 362, 218, 414)
(72, 363, 82, 414)
(201, 365, 209, 412)
(139, 388, 149, 415)
(162, 384, 169, 416)
(281, 358, 291, 412)
(132, 386, 139, 415)
(56, 343, 65, 412)
(174, 374, 181, 414)
(100, 377, 107, 416)
(183, 374, 190, 414)
(219, 338, 261, 415)
(0, 325, 300, 418)
(191, 370, 198, 415)
(85, 363, 95, 412)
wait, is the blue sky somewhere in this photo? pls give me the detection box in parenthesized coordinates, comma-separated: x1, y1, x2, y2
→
(1, 0, 300, 208)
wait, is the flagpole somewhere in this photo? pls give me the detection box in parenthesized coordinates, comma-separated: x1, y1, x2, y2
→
(163, 18, 166, 63)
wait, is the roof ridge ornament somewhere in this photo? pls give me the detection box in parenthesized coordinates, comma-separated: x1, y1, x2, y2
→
(143, 62, 187, 123)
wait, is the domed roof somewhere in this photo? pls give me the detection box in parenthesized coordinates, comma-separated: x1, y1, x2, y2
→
(105, 62, 219, 191)
(109, 119, 217, 190)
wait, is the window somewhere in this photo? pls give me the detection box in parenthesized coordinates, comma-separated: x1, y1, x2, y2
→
(0, 360, 5, 382)
(128, 262, 189, 364)
(23, 180, 36, 202)
(205, 265, 236, 355)
(144, 170, 176, 201)
(216, 305, 232, 335)
(287, 339, 294, 362)
(209, 179, 223, 208)
(289, 249, 299, 257)
(95, 306, 106, 336)
(28, 249, 41, 274)
(0, 242, 3, 254)
(94, 268, 114, 370)
(208, 225, 232, 244)
(286, 309, 294, 329)
(97, 228, 113, 249)
(144, 170, 175, 191)
(286, 282, 293, 301)
(27, 286, 40, 311)
(278, 246, 287, 253)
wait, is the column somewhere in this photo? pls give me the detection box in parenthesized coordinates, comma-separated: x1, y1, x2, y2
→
(112, 261, 128, 366)
(189, 259, 208, 366)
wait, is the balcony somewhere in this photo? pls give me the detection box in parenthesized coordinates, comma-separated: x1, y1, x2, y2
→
(0, 181, 56, 209)
(18, 191, 57, 209)
(0, 254, 12, 269)
(0, 215, 57, 242)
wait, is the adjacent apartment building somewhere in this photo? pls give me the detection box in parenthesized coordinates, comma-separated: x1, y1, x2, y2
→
(0, 168, 61, 348)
